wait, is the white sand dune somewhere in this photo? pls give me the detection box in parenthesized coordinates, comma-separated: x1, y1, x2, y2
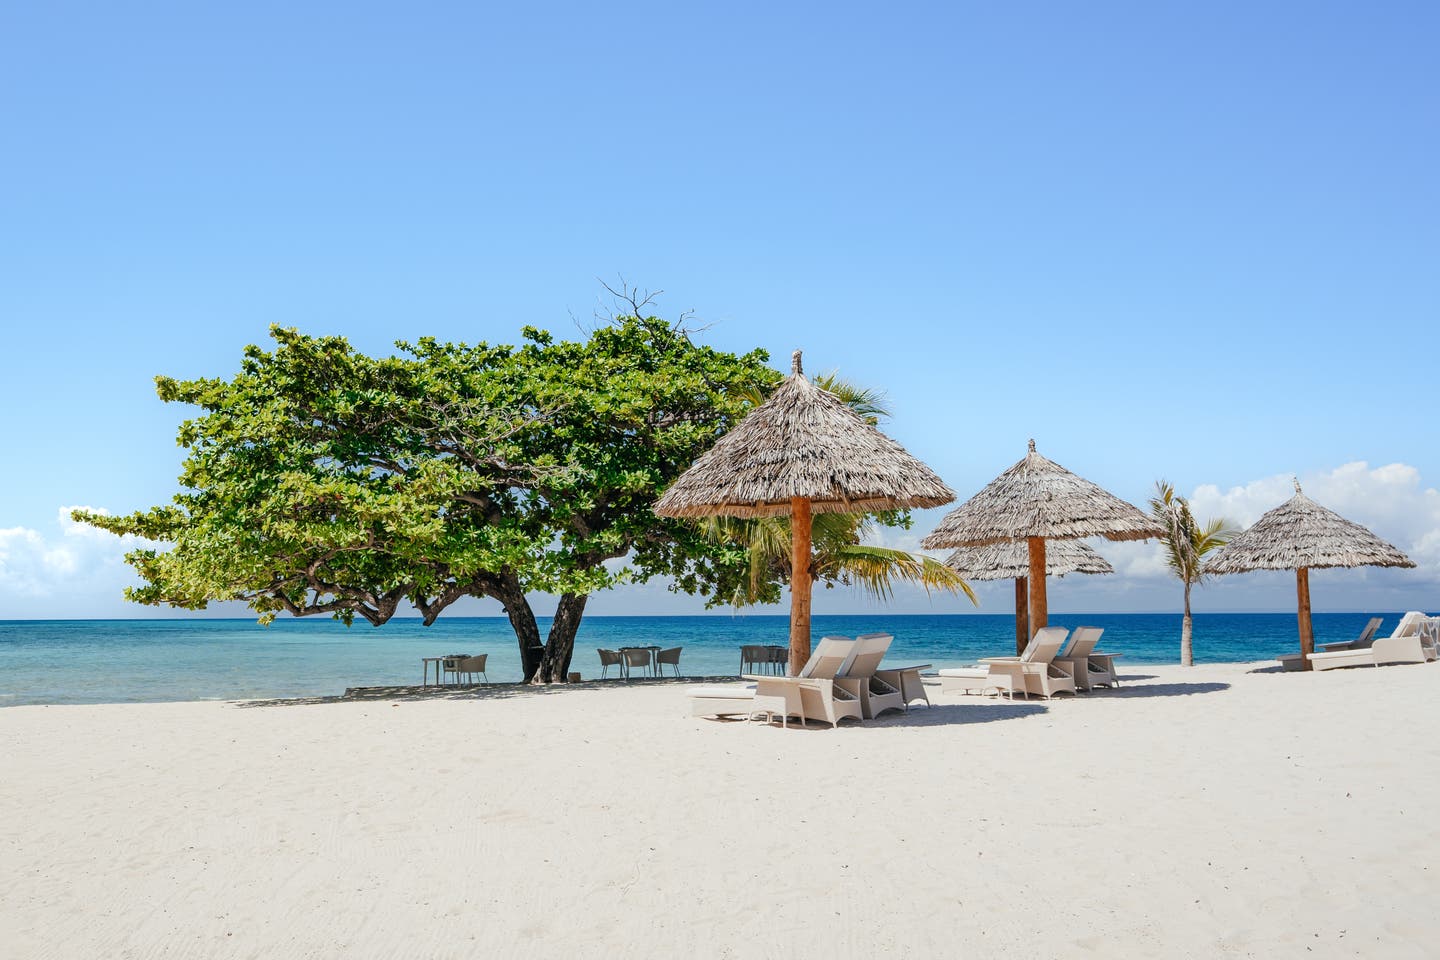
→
(3, 662, 1439, 959)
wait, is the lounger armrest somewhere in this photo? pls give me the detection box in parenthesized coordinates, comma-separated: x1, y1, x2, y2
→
(1372, 636, 1425, 665)
(877, 663, 932, 673)
(1319, 641, 1356, 652)
(978, 656, 1020, 664)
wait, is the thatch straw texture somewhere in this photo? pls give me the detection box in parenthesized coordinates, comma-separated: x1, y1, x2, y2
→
(944, 538, 1114, 581)
(920, 440, 1163, 548)
(1204, 484, 1414, 574)
(652, 351, 955, 519)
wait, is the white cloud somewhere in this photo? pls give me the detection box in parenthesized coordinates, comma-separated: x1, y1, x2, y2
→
(0, 507, 153, 603)
(1186, 462, 1440, 578)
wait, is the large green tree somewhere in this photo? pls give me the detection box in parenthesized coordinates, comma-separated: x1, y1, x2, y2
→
(78, 316, 777, 682)
(1149, 480, 1238, 666)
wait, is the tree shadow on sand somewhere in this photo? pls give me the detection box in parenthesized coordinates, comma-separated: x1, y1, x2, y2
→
(234, 675, 745, 708)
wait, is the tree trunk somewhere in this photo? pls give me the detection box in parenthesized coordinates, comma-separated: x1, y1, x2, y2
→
(1296, 567, 1314, 672)
(789, 497, 813, 676)
(1181, 579, 1194, 667)
(489, 575, 545, 680)
(1014, 576, 1029, 656)
(1026, 537, 1047, 642)
(535, 592, 590, 683)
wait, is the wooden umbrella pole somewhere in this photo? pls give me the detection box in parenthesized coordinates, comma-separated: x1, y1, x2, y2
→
(1027, 536, 1048, 643)
(1014, 576, 1029, 655)
(1296, 566, 1314, 672)
(789, 497, 813, 676)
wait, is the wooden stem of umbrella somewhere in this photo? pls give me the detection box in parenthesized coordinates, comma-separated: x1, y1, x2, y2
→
(789, 496, 813, 677)
(1296, 566, 1314, 672)
(1014, 576, 1029, 656)
(1027, 536, 1048, 644)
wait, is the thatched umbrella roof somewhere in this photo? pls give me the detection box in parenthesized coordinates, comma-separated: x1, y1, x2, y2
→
(654, 350, 954, 675)
(944, 538, 1114, 580)
(652, 351, 955, 520)
(920, 440, 1160, 649)
(1203, 480, 1414, 671)
(1203, 482, 1414, 574)
(920, 440, 1162, 548)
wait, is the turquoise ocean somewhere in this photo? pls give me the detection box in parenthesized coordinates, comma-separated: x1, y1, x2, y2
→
(0, 611, 1413, 706)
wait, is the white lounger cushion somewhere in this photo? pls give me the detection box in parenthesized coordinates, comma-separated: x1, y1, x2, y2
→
(690, 685, 756, 699)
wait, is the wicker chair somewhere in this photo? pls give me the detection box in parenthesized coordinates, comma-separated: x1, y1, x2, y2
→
(623, 648, 654, 678)
(597, 648, 624, 679)
(656, 647, 682, 678)
(453, 655, 488, 684)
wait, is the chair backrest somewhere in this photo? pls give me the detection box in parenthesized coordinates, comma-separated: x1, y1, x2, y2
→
(798, 636, 857, 679)
(1353, 617, 1384, 648)
(598, 648, 622, 666)
(657, 647, 682, 665)
(1065, 627, 1103, 659)
(624, 648, 652, 667)
(457, 655, 487, 672)
(441, 656, 464, 670)
(766, 646, 788, 663)
(1021, 627, 1069, 663)
(840, 633, 894, 679)
(1389, 611, 1427, 638)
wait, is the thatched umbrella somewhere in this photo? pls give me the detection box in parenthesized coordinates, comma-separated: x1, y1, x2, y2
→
(1203, 480, 1414, 670)
(921, 440, 1161, 648)
(653, 350, 954, 673)
(944, 539, 1114, 654)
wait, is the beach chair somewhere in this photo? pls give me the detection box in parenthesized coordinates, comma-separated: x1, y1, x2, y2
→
(740, 645, 764, 675)
(747, 637, 865, 728)
(937, 627, 1069, 699)
(1306, 612, 1433, 670)
(1318, 617, 1384, 653)
(690, 637, 863, 726)
(622, 648, 654, 678)
(656, 646, 682, 678)
(453, 655, 488, 684)
(1056, 627, 1121, 690)
(598, 649, 624, 679)
(1419, 619, 1440, 662)
(835, 633, 906, 719)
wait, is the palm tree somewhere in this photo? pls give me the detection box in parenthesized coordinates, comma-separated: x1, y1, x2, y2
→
(702, 373, 976, 608)
(1149, 480, 1238, 666)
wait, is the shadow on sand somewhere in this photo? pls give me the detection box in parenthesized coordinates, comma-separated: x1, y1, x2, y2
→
(708, 699, 1050, 731)
(1099, 680, 1231, 698)
(235, 675, 743, 708)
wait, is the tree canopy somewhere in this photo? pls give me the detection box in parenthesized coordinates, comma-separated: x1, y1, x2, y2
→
(78, 316, 779, 680)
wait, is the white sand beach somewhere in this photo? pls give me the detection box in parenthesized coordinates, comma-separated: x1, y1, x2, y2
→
(3, 662, 1439, 959)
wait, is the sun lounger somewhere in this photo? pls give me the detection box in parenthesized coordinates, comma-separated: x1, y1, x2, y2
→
(745, 637, 864, 727)
(689, 637, 862, 725)
(834, 633, 906, 718)
(1054, 627, 1115, 690)
(1280, 617, 1385, 670)
(1305, 613, 1432, 670)
(938, 627, 1071, 700)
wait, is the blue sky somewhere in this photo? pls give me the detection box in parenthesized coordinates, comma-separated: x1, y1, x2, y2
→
(1, 2, 1437, 618)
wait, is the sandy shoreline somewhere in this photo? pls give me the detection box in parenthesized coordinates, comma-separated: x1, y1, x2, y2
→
(3, 661, 1438, 958)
